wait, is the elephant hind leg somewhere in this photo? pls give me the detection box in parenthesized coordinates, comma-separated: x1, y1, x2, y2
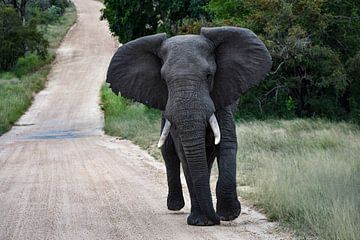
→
(161, 131, 185, 211)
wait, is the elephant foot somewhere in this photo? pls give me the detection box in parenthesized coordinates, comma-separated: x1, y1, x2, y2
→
(216, 197, 241, 221)
(187, 210, 220, 226)
(167, 191, 185, 211)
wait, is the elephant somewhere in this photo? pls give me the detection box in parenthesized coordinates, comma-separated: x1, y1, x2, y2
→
(106, 27, 272, 226)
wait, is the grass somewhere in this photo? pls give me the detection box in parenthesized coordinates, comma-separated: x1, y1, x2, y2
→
(45, 5, 77, 50)
(101, 85, 162, 159)
(236, 120, 360, 239)
(101, 85, 360, 239)
(0, 3, 76, 135)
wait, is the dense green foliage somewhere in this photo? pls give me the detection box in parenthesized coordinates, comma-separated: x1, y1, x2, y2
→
(236, 0, 360, 121)
(101, 0, 209, 42)
(0, 7, 48, 71)
(102, 0, 360, 122)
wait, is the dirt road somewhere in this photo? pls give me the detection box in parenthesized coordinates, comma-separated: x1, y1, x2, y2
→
(0, 0, 291, 239)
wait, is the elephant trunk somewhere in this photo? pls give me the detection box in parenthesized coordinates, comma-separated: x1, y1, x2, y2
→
(177, 118, 220, 224)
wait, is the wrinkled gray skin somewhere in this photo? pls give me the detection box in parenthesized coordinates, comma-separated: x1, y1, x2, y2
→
(107, 27, 272, 226)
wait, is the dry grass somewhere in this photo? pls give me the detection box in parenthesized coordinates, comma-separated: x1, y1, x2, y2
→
(236, 120, 360, 239)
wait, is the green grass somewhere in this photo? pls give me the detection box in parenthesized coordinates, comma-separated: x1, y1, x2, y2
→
(0, 3, 76, 135)
(44, 4, 77, 50)
(101, 85, 162, 159)
(101, 85, 360, 239)
(236, 120, 360, 239)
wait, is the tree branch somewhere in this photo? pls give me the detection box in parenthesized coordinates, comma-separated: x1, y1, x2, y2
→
(270, 61, 285, 75)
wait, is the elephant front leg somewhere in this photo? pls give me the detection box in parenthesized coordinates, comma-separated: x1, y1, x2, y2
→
(215, 107, 241, 221)
(180, 159, 219, 226)
(161, 125, 185, 211)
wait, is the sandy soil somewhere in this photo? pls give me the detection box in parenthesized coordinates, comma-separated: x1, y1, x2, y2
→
(0, 0, 293, 239)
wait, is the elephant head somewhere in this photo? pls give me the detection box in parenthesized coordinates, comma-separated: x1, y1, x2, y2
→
(106, 27, 272, 224)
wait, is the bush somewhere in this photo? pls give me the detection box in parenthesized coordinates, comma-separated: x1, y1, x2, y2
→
(0, 7, 27, 70)
(101, 0, 210, 43)
(205, 0, 360, 121)
(13, 54, 50, 77)
(0, 7, 48, 71)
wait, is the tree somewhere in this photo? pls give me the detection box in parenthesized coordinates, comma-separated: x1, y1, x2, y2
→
(207, 0, 360, 120)
(2, 0, 33, 24)
(0, 7, 48, 71)
(101, 0, 157, 43)
(101, 0, 210, 43)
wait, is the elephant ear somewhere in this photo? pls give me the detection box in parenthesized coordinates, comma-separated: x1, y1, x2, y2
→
(201, 27, 272, 109)
(106, 33, 167, 110)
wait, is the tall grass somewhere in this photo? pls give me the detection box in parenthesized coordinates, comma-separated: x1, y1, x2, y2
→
(101, 85, 162, 159)
(236, 120, 360, 239)
(44, 4, 77, 50)
(0, 3, 76, 135)
(101, 87, 360, 239)
(0, 68, 50, 133)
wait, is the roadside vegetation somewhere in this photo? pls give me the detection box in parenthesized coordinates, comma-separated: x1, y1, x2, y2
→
(101, 86, 360, 239)
(236, 120, 360, 239)
(0, 1, 76, 134)
(101, 85, 162, 159)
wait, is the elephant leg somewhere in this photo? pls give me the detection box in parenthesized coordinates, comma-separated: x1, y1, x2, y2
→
(161, 119, 184, 211)
(215, 106, 241, 221)
(181, 158, 218, 226)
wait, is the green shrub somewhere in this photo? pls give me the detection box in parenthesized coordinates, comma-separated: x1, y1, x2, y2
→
(13, 54, 50, 77)
(0, 7, 27, 70)
(0, 7, 48, 71)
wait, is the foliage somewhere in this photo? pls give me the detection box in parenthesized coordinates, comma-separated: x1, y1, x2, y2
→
(101, 0, 158, 43)
(209, 0, 360, 120)
(101, 0, 210, 43)
(205, 0, 248, 26)
(13, 53, 52, 77)
(0, 0, 71, 71)
(0, 7, 48, 71)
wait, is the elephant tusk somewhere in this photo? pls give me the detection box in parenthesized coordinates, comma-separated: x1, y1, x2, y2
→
(209, 114, 221, 145)
(157, 119, 171, 148)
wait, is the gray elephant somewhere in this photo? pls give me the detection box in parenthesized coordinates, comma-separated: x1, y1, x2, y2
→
(106, 27, 272, 226)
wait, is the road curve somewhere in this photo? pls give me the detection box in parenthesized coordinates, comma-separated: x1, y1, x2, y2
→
(0, 0, 291, 239)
